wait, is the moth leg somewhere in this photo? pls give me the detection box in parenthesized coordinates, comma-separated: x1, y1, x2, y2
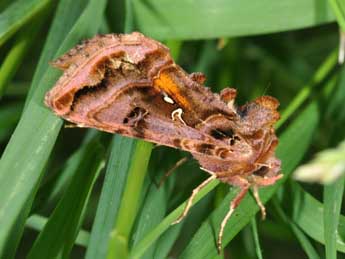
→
(158, 157, 189, 188)
(252, 185, 266, 220)
(217, 177, 249, 254)
(172, 173, 217, 225)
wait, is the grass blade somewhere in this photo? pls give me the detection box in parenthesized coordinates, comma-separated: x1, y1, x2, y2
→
(0, 0, 50, 47)
(0, 15, 45, 99)
(25, 214, 90, 247)
(107, 140, 153, 258)
(132, 0, 335, 39)
(324, 177, 345, 259)
(0, 103, 22, 143)
(86, 136, 142, 259)
(251, 218, 263, 259)
(292, 182, 345, 252)
(0, 0, 107, 257)
(272, 196, 320, 259)
(27, 135, 105, 259)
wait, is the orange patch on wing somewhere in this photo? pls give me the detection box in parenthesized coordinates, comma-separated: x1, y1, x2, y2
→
(153, 71, 191, 109)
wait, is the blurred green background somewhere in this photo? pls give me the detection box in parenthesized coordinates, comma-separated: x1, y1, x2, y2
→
(0, 0, 345, 258)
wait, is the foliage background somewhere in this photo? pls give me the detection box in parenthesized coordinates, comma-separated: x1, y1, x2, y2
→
(0, 0, 344, 258)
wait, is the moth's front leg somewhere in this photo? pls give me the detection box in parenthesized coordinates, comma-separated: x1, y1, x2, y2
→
(171, 172, 217, 225)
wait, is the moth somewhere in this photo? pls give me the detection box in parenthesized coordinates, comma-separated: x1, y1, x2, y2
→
(45, 32, 282, 252)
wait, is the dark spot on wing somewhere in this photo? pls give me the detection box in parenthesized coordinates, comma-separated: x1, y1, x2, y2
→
(196, 143, 215, 155)
(210, 128, 234, 140)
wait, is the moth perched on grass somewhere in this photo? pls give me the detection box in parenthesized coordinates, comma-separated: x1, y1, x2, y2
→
(45, 32, 282, 252)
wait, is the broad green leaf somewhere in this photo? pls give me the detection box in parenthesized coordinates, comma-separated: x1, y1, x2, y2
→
(0, 0, 107, 257)
(133, 0, 335, 40)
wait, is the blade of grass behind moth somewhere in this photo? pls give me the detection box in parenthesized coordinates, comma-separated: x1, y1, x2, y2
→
(251, 218, 263, 259)
(324, 176, 345, 259)
(0, 0, 51, 47)
(178, 102, 319, 258)
(130, 179, 220, 259)
(0, 13, 47, 99)
(0, 0, 107, 257)
(292, 182, 345, 252)
(106, 140, 153, 259)
(130, 182, 169, 259)
(31, 130, 98, 213)
(328, 0, 345, 30)
(25, 214, 89, 248)
(85, 136, 141, 259)
(0, 103, 22, 143)
(27, 134, 106, 259)
(132, 0, 335, 40)
(24, 0, 88, 104)
(276, 49, 337, 129)
(272, 196, 320, 259)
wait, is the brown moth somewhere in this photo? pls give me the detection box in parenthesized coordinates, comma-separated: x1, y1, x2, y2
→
(45, 32, 282, 252)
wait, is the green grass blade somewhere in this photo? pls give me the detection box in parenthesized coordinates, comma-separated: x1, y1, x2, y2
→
(0, 17, 44, 99)
(24, 0, 87, 103)
(272, 197, 320, 259)
(0, 0, 50, 47)
(0, 0, 107, 257)
(276, 50, 337, 128)
(324, 177, 345, 259)
(292, 182, 345, 252)
(328, 0, 345, 30)
(251, 218, 263, 259)
(131, 183, 169, 259)
(130, 179, 219, 259)
(0, 103, 22, 143)
(25, 214, 90, 247)
(86, 136, 141, 259)
(132, 0, 335, 40)
(32, 130, 98, 212)
(27, 135, 106, 259)
(107, 140, 153, 259)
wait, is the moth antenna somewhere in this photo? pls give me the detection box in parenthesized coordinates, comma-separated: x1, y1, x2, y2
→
(158, 157, 189, 188)
(261, 82, 271, 96)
